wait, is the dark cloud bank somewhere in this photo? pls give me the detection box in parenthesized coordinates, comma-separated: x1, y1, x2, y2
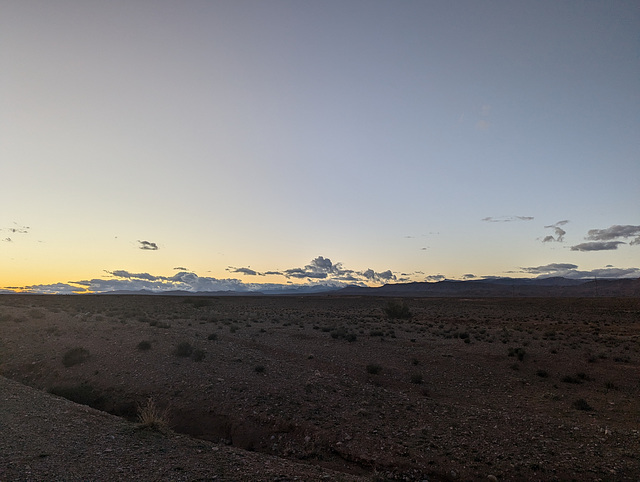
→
(571, 225, 640, 251)
(10, 256, 400, 294)
(8, 254, 638, 295)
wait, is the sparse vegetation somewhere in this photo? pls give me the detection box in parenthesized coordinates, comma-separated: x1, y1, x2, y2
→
(562, 375, 582, 384)
(137, 340, 152, 351)
(174, 341, 194, 357)
(1, 294, 638, 480)
(384, 300, 412, 319)
(508, 347, 526, 361)
(410, 373, 423, 384)
(572, 398, 593, 411)
(137, 397, 170, 430)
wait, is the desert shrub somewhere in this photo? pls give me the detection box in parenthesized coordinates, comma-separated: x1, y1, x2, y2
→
(508, 347, 526, 361)
(561, 375, 582, 384)
(330, 327, 357, 341)
(572, 398, 593, 411)
(366, 364, 382, 375)
(384, 300, 412, 320)
(604, 381, 618, 391)
(62, 347, 90, 367)
(536, 369, 549, 378)
(29, 309, 45, 319)
(207, 333, 218, 341)
(191, 349, 206, 362)
(137, 340, 152, 351)
(174, 342, 194, 357)
(137, 397, 170, 430)
(369, 330, 385, 337)
(576, 372, 593, 381)
(410, 373, 424, 384)
(254, 364, 265, 373)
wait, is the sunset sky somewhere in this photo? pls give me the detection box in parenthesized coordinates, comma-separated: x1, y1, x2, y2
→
(2, 0, 639, 293)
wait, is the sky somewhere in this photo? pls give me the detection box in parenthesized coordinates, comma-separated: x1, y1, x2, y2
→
(2, 0, 639, 294)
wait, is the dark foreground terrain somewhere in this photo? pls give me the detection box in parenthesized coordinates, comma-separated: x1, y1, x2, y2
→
(1, 295, 639, 480)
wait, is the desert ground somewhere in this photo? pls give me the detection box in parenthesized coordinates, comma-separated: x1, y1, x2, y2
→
(1, 294, 639, 481)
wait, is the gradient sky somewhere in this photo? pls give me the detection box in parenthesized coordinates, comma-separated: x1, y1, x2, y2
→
(2, 0, 639, 293)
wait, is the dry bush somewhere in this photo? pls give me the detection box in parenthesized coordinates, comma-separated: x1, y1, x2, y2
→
(137, 397, 170, 430)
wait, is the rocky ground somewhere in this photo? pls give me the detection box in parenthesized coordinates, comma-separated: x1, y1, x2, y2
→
(1, 295, 639, 480)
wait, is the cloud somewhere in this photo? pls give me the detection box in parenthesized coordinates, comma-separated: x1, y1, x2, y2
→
(138, 240, 158, 250)
(520, 263, 578, 275)
(518, 263, 640, 279)
(1, 223, 30, 240)
(569, 224, 640, 251)
(283, 256, 341, 279)
(21, 283, 87, 294)
(482, 216, 534, 223)
(542, 220, 569, 242)
(360, 269, 396, 284)
(174, 267, 188, 271)
(107, 270, 158, 281)
(570, 241, 626, 252)
(4, 255, 400, 294)
(426, 274, 446, 282)
(228, 267, 261, 276)
(462, 274, 476, 279)
(585, 225, 640, 244)
(5, 223, 30, 234)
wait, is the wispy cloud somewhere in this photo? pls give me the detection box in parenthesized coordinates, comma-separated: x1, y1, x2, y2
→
(482, 216, 534, 223)
(520, 263, 578, 275)
(138, 240, 158, 250)
(542, 220, 569, 243)
(570, 224, 640, 251)
(227, 267, 262, 276)
(21, 282, 88, 294)
(426, 274, 446, 282)
(585, 225, 640, 244)
(570, 241, 626, 252)
(1, 222, 30, 239)
(518, 263, 640, 279)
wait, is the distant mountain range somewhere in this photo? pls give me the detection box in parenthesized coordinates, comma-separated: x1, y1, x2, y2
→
(96, 277, 640, 297)
(333, 277, 640, 298)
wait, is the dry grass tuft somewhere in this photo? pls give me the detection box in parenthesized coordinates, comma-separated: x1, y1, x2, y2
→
(136, 397, 170, 431)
